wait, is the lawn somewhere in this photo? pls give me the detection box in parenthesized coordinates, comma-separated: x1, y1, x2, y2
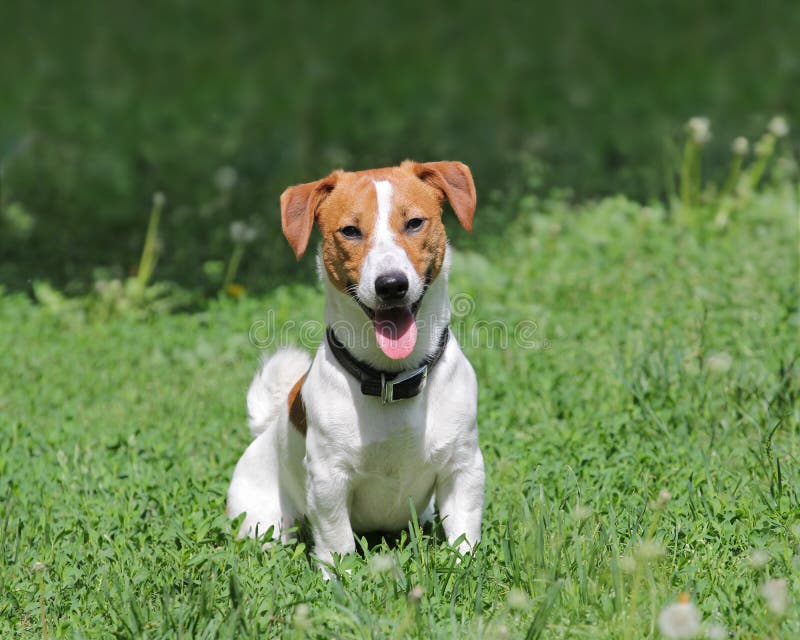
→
(1, 163, 797, 636)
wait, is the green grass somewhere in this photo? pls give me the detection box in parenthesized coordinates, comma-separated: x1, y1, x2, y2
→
(1, 175, 798, 637)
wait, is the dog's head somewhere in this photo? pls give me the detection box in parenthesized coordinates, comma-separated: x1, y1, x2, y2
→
(280, 161, 476, 359)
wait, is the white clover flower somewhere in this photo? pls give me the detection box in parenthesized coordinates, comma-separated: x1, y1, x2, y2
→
(768, 116, 790, 138)
(573, 504, 593, 521)
(214, 165, 238, 191)
(635, 539, 665, 562)
(761, 578, 788, 616)
(705, 622, 727, 639)
(748, 548, 769, 569)
(658, 596, 702, 639)
(408, 584, 424, 603)
(507, 588, 531, 610)
(706, 352, 732, 375)
(658, 490, 673, 506)
(687, 117, 712, 145)
(230, 221, 258, 244)
(369, 553, 394, 574)
(731, 137, 749, 156)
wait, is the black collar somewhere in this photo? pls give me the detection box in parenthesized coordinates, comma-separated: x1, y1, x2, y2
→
(326, 326, 450, 404)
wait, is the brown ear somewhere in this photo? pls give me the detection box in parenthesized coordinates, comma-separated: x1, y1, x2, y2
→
(280, 172, 340, 258)
(405, 160, 477, 231)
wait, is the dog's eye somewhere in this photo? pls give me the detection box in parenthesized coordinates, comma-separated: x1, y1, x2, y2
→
(339, 225, 362, 240)
(405, 217, 426, 233)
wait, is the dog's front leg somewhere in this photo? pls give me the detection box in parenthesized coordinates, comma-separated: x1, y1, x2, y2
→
(436, 446, 485, 556)
(305, 462, 355, 577)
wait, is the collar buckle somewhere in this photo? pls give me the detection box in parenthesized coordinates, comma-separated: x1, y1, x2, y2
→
(381, 365, 428, 404)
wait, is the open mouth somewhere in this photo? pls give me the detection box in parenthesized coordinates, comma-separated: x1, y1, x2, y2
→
(350, 289, 425, 360)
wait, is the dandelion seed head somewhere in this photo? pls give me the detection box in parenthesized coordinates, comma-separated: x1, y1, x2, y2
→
(706, 352, 732, 375)
(214, 165, 238, 192)
(768, 116, 790, 138)
(153, 191, 166, 208)
(408, 585, 424, 603)
(705, 622, 727, 639)
(687, 117, 712, 145)
(230, 221, 258, 244)
(658, 597, 702, 639)
(369, 553, 394, 574)
(748, 548, 769, 569)
(31, 561, 47, 573)
(761, 578, 788, 616)
(731, 137, 749, 156)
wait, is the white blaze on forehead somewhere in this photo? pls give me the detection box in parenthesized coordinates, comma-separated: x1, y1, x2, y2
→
(356, 179, 423, 308)
(372, 180, 395, 246)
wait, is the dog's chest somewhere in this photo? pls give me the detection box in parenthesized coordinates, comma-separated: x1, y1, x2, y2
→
(348, 422, 438, 532)
(357, 424, 424, 477)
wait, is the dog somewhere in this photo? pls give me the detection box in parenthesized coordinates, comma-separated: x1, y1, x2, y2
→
(226, 160, 485, 575)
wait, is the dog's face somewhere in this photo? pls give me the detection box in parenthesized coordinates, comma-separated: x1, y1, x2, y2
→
(280, 161, 476, 358)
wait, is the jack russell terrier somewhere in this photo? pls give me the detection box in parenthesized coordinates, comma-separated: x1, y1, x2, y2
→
(226, 160, 485, 574)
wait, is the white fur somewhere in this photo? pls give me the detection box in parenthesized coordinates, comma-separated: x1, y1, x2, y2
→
(227, 347, 311, 541)
(227, 181, 485, 576)
(246, 346, 312, 437)
(356, 180, 425, 312)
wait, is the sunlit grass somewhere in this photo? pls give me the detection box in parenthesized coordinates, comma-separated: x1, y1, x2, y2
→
(1, 162, 797, 637)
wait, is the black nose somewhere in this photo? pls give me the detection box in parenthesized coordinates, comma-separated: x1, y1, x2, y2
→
(374, 272, 409, 302)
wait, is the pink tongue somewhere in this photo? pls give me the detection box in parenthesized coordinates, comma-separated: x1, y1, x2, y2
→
(374, 307, 418, 359)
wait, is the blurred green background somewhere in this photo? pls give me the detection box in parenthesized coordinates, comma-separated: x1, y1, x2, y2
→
(1, 0, 798, 293)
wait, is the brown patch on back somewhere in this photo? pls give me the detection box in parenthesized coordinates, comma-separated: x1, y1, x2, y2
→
(288, 373, 308, 436)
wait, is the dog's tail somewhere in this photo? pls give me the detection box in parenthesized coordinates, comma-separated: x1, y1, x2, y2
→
(246, 346, 312, 438)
